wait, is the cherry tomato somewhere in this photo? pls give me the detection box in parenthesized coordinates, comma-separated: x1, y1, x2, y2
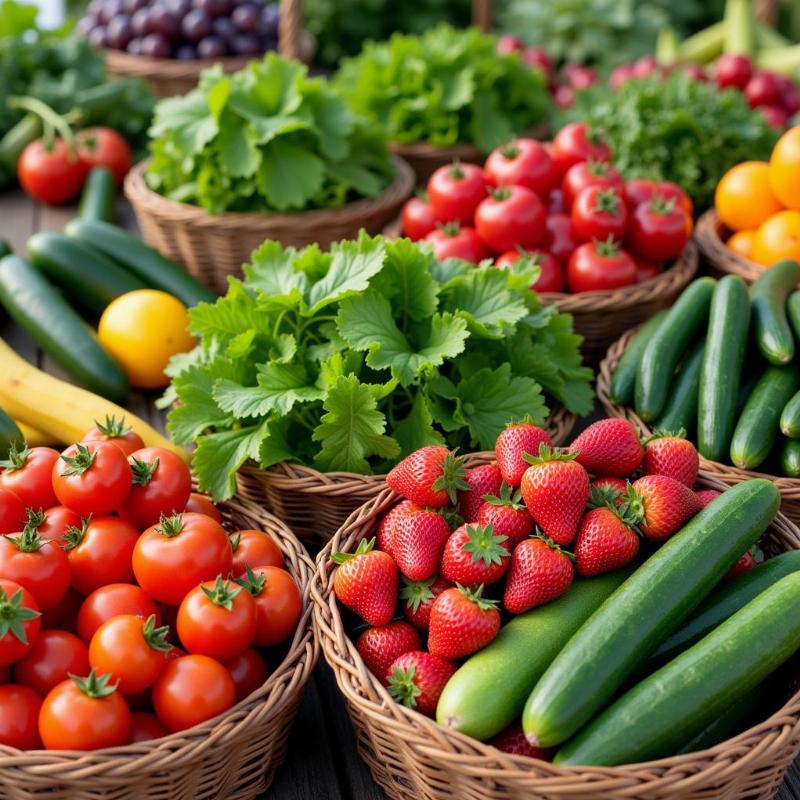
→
(81, 415, 146, 458)
(400, 195, 437, 241)
(184, 492, 222, 523)
(653, 182, 693, 217)
(0, 487, 26, 535)
(627, 198, 691, 262)
(225, 648, 268, 702)
(64, 516, 138, 596)
(0, 529, 70, 612)
(17, 138, 87, 205)
(0, 685, 42, 749)
(551, 123, 611, 174)
(624, 178, 657, 211)
(40, 589, 82, 633)
(230, 529, 284, 577)
(152, 655, 235, 732)
(15, 630, 90, 696)
(76, 127, 133, 186)
(567, 239, 637, 293)
(544, 214, 579, 265)
(494, 249, 564, 293)
(561, 160, 624, 210)
(624, 179, 693, 217)
(571, 186, 628, 242)
(128, 711, 169, 743)
(426, 162, 487, 225)
(26, 506, 81, 543)
(77, 584, 162, 645)
(52, 442, 131, 517)
(0, 666, 8, 682)
(240, 565, 302, 648)
(177, 576, 257, 661)
(474, 186, 546, 252)
(119, 448, 192, 530)
(0, 579, 40, 666)
(0, 445, 59, 510)
(39, 670, 130, 750)
(133, 513, 233, 606)
(484, 139, 556, 197)
(636, 261, 662, 283)
(425, 224, 488, 263)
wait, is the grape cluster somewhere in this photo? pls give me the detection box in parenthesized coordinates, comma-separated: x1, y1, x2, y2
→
(79, 0, 279, 60)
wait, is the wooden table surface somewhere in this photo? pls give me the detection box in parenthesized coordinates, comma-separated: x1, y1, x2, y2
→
(1, 189, 800, 800)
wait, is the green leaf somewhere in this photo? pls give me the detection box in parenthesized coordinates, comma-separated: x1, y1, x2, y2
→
(243, 240, 308, 300)
(392, 391, 445, 456)
(370, 238, 439, 322)
(258, 139, 326, 211)
(258, 416, 296, 468)
(470, 90, 513, 153)
(168, 364, 233, 447)
(0, 0, 38, 36)
(189, 279, 266, 340)
(150, 91, 218, 155)
(218, 112, 260, 177)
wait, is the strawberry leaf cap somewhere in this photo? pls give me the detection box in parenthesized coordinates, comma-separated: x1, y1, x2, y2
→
(588, 483, 622, 510)
(617, 486, 646, 527)
(400, 577, 436, 614)
(438, 507, 465, 531)
(461, 524, 509, 566)
(332, 537, 376, 565)
(643, 427, 687, 445)
(388, 664, 421, 708)
(456, 583, 499, 611)
(533, 529, 576, 560)
(483, 483, 525, 509)
(431, 451, 470, 504)
(522, 442, 579, 466)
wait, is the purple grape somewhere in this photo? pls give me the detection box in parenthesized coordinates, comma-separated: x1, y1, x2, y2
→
(181, 8, 212, 41)
(231, 2, 258, 32)
(123, 0, 148, 13)
(231, 32, 261, 55)
(86, 0, 104, 21)
(131, 7, 152, 35)
(77, 16, 95, 36)
(197, 34, 226, 58)
(149, 6, 180, 38)
(140, 31, 171, 57)
(99, 0, 125, 23)
(257, 2, 278, 36)
(193, 0, 230, 17)
(163, 0, 192, 15)
(127, 36, 144, 54)
(106, 14, 134, 48)
(211, 16, 236, 43)
(174, 43, 198, 58)
(87, 25, 108, 47)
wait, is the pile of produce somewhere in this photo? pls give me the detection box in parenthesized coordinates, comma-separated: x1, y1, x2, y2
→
(332, 420, 800, 764)
(0, 424, 301, 749)
(399, 123, 693, 293)
(165, 233, 593, 499)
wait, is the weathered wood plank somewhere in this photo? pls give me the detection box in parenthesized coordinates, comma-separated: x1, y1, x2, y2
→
(0, 191, 35, 254)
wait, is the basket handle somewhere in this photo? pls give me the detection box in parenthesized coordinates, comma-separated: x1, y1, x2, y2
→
(472, 0, 493, 31)
(279, 0, 302, 60)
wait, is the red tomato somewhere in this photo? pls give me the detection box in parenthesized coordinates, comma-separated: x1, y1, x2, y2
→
(0, 579, 40, 666)
(624, 179, 693, 217)
(40, 588, 82, 633)
(544, 214, 579, 265)
(547, 189, 565, 214)
(119, 448, 192, 530)
(27, 506, 81, 542)
(15, 630, 90, 696)
(81, 415, 146, 458)
(0, 529, 70, 612)
(571, 186, 628, 242)
(17, 138, 87, 205)
(133, 513, 233, 606)
(483, 139, 556, 197)
(427, 162, 487, 225)
(627, 198, 691, 262)
(76, 128, 132, 186)
(567, 239, 637, 293)
(0, 445, 59, 510)
(425, 224, 488, 263)
(0, 487, 26, 535)
(230, 529, 284, 576)
(551, 123, 611, 174)
(636, 261, 662, 283)
(623, 179, 657, 211)
(128, 711, 169, 743)
(64, 516, 138, 596)
(39, 670, 130, 750)
(240, 565, 302, 648)
(184, 492, 222, 523)
(494, 249, 564, 293)
(52, 442, 131, 517)
(0, 666, 8, 683)
(165, 644, 185, 663)
(561, 161, 624, 210)
(474, 186, 546, 252)
(152, 655, 235, 732)
(0, 684, 42, 749)
(653, 182, 693, 217)
(400, 195, 437, 241)
(77, 584, 162, 645)
(225, 648, 268, 702)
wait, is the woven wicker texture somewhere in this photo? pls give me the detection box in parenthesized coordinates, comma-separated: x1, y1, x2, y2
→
(235, 406, 575, 545)
(695, 209, 766, 284)
(125, 155, 415, 294)
(0, 495, 318, 800)
(597, 327, 800, 526)
(311, 454, 800, 800)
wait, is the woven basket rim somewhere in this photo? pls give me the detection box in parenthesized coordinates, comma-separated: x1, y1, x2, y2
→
(694, 209, 766, 284)
(102, 47, 256, 78)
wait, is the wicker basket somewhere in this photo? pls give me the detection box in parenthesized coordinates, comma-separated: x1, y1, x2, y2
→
(124, 155, 415, 294)
(311, 462, 800, 800)
(597, 327, 800, 526)
(0, 495, 318, 800)
(235, 405, 576, 546)
(695, 209, 767, 284)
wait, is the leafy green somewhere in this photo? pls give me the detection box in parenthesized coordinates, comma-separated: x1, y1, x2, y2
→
(334, 24, 551, 152)
(167, 234, 593, 499)
(147, 53, 395, 213)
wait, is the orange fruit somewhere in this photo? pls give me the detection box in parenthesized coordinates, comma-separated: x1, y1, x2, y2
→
(715, 161, 782, 231)
(769, 126, 800, 209)
(752, 210, 800, 266)
(727, 230, 756, 261)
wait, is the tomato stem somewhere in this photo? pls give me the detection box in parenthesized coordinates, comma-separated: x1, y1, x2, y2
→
(69, 668, 120, 699)
(0, 586, 39, 644)
(156, 514, 185, 539)
(130, 456, 159, 487)
(141, 614, 172, 652)
(0, 441, 31, 473)
(94, 414, 132, 439)
(7, 96, 78, 161)
(7, 526, 47, 553)
(200, 575, 243, 611)
(59, 443, 97, 478)
(63, 517, 91, 551)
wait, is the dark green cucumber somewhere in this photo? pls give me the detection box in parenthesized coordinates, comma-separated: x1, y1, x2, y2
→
(655, 339, 705, 436)
(78, 167, 116, 223)
(635, 277, 716, 421)
(522, 479, 780, 748)
(27, 232, 146, 317)
(0, 256, 128, 401)
(782, 438, 800, 477)
(609, 311, 668, 406)
(645, 550, 800, 668)
(698, 275, 750, 461)
(750, 260, 800, 365)
(0, 405, 24, 460)
(781, 390, 800, 438)
(64, 219, 215, 307)
(0, 240, 10, 259)
(788, 289, 800, 343)
(554, 572, 800, 766)
(730, 366, 800, 469)
(436, 569, 634, 741)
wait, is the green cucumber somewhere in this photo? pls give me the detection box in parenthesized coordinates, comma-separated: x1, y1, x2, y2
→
(522, 479, 780, 748)
(787, 289, 800, 343)
(0, 405, 24, 460)
(654, 339, 705, 436)
(0, 256, 128, 401)
(730, 366, 800, 469)
(27, 232, 146, 317)
(781, 390, 800, 438)
(555, 572, 800, 766)
(78, 166, 116, 223)
(436, 569, 633, 741)
(781, 438, 800, 477)
(698, 276, 750, 462)
(65, 218, 215, 307)
(609, 311, 668, 406)
(750, 260, 800, 365)
(635, 277, 716, 421)
(645, 550, 800, 668)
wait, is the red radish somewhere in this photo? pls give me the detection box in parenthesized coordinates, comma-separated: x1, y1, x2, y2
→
(744, 72, 782, 108)
(714, 54, 753, 90)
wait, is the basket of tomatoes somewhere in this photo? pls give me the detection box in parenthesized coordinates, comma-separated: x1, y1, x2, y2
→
(0, 420, 317, 799)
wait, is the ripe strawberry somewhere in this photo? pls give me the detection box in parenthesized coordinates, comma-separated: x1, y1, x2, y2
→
(695, 489, 721, 508)
(428, 585, 500, 660)
(488, 723, 554, 760)
(377, 499, 418, 558)
(391, 508, 451, 581)
(574, 505, 640, 577)
(356, 621, 422, 686)
(642, 430, 699, 488)
(476, 484, 534, 548)
(725, 547, 762, 580)
(400, 575, 452, 630)
(440, 523, 510, 586)
(519, 446, 589, 545)
(591, 477, 628, 507)
(495, 421, 553, 486)
(333, 538, 399, 626)
(625, 476, 703, 542)
(458, 464, 503, 522)
(569, 418, 643, 477)
(387, 651, 457, 716)
(387, 446, 468, 508)
(503, 537, 574, 614)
